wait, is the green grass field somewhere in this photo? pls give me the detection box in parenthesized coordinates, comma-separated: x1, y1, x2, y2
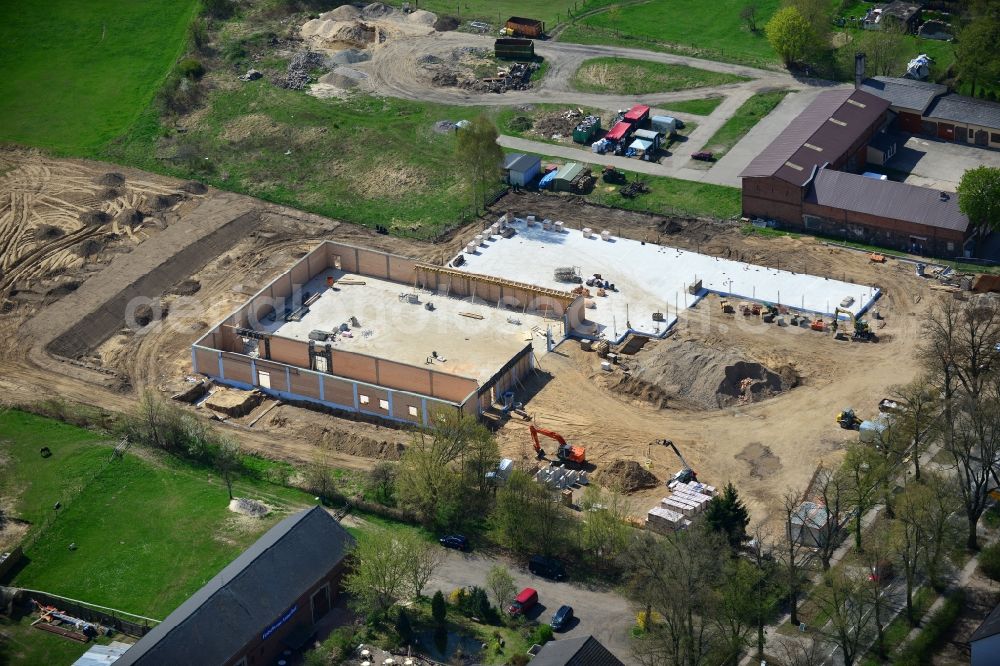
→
(0, 0, 198, 154)
(701, 90, 788, 158)
(0, 410, 317, 619)
(586, 171, 741, 219)
(386, 0, 617, 28)
(660, 97, 725, 116)
(570, 57, 748, 95)
(559, 0, 782, 69)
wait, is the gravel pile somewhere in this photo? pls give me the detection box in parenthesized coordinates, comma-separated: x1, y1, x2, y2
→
(277, 50, 326, 90)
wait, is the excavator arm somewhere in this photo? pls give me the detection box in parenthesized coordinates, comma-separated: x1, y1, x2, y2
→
(529, 425, 585, 464)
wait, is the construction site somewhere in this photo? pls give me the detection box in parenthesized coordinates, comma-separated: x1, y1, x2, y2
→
(0, 147, 943, 528)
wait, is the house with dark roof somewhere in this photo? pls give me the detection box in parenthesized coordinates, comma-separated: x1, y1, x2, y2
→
(970, 601, 1000, 665)
(859, 76, 1000, 147)
(530, 635, 625, 666)
(116, 506, 355, 666)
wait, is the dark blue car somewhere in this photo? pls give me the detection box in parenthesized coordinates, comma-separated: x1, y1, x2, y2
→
(551, 605, 574, 631)
(439, 534, 469, 551)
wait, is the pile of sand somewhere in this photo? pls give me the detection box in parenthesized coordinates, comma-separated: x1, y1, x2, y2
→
(594, 459, 659, 493)
(97, 172, 125, 187)
(408, 9, 437, 26)
(330, 48, 371, 64)
(228, 497, 270, 517)
(362, 2, 394, 19)
(616, 339, 799, 410)
(319, 70, 360, 89)
(321, 4, 361, 20)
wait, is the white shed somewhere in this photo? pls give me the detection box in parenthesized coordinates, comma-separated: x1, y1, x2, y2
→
(503, 153, 542, 187)
(790, 501, 830, 547)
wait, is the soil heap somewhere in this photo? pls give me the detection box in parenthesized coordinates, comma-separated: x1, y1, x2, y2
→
(594, 459, 660, 493)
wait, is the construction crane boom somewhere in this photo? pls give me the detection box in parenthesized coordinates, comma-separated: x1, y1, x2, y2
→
(658, 439, 697, 485)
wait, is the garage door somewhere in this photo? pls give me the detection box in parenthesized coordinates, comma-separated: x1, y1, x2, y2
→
(921, 120, 937, 135)
(976, 130, 989, 146)
(898, 112, 923, 134)
(938, 123, 955, 141)
(956, 126, 968, 142)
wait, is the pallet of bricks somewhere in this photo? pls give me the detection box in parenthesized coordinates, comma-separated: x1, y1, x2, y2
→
(646, 481, 717, 535)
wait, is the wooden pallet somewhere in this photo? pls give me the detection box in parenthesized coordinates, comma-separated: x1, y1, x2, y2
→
(34, 622, 88, 643)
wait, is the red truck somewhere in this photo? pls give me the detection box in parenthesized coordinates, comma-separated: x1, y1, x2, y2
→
(508, 587, 538, 616)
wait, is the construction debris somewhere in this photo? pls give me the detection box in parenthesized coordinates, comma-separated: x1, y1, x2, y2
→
(275, 51, 326, 90)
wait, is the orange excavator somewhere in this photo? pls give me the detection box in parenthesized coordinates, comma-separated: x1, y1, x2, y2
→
(529, 425, 586, 465)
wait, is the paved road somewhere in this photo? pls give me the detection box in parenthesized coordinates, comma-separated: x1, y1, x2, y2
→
(425, 549, 634, 661)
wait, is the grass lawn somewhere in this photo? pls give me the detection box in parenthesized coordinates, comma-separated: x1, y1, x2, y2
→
(586, 170, 741, 219)
(0, 410, 318, 619)
(384, 0, 618, 28)
(0, 0, 198, 154)
(570, 57, 748, 95)
(661, 97, 725, 116)
(559, 0, 782, 69)
(701, 90, 788, 158)
(105, 84, 490, 238)
(0, 613, 113, 666)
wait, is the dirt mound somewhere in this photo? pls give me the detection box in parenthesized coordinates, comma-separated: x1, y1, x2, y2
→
(79, 210, 110, 226)
(171, 279, 202, 296)
(616, 339, 798, 410)
(74, 238, 105, 257)
(594, 459, 659, 493)
(319, 70, 359, 89)
(147, 193, 182, 211)
(97, 172, 125, 187)
(35, 224, 64, 240)
(98, 187, 121, 201)
(114, 208, 143, 227)
(330, 48, 370, 65)
(532, 110, 584, 138)
(322, 4, 361, 20)
(228, 497, 270, 517)
(362, 2, 393, 19)
(434, 15, 459, 31)
(180, 180, 208, 194)
(408, 9, 436, 26)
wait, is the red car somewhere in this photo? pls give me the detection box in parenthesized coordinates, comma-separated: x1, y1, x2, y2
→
(507, 587, 538, 616)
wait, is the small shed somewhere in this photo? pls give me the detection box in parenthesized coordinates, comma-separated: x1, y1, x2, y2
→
(633, 128, 662, 150)
(867, 132, 897, 166)
(605, 121, 633, 143)
(651, 115, 677, 134)
(503, 153, 542, 187)
(552, 162, 585, 191)
(624, 104, 650, 125)
(790, 501, 830, 547)
(628, 138, 655, 158)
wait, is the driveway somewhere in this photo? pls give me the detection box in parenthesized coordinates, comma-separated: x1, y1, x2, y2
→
(425, 549, 634, 662)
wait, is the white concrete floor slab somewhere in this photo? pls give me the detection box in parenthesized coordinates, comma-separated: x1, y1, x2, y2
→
(455, 219, 880, 341)
(257, 269, 557, 383)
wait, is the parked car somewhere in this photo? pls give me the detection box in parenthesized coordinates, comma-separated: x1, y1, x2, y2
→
(550, 605, 574, 631)
(508, 587, 538, 616)
(529, 555, 566, 581)
(439, 534, 469, 551)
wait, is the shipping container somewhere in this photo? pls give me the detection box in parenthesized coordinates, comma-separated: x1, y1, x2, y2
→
(494, 38, 535, 60)
(505, 16, 545, 38)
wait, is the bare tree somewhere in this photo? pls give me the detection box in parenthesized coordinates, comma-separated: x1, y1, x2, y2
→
(816, 568, 871, 666)
(740, 2, 759, 32)
(949, 388, 1000, 550)
(400, 530, 445, 599)
(214, 439, 243, 500)
(773, 634, 825, 666)
(815, 464, 848, 570)
(918, 471, 962, 588)
(893, 483, 926, 626)
(779, 490, 808, 628)
(856, 23, 906, 76)
(890, 376, 941, 481)
(861, 531, 893, 659)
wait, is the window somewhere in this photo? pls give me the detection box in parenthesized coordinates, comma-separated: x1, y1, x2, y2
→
(803, 215, 822, 230)
(359, 394, 370, 405)
(257, 370, 271, 389)
(379, 399, 390, 410)
(947, 242, 955, 252)
(408, 405, 419, 417)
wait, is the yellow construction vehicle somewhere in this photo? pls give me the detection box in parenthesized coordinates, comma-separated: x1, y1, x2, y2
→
(837, 408, 862, 430)
(832, 307, 875, 342)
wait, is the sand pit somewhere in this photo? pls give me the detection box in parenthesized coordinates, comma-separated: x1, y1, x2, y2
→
(206, 387, 264, 417)
(616, 339, 799, 410)
(594, 459, 660, 493)
(228, 497, 270, 517)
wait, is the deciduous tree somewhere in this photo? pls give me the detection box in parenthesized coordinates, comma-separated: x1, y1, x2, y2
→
(485, 565, 516, 610)
(766, 6, 815, 66)
(214, 439, 243, 500)
(815, 568, 871, 666)
(344, 530, 408, 617)
(957, 166, 1000, 235)
(455, 115, 503, 212)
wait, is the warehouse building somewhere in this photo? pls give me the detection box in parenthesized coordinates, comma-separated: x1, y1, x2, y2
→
(859, 76, 1000, 147)
(117, 507, 354, 666)
(193, 241, 581, 425)
(740, 86, 972, 256)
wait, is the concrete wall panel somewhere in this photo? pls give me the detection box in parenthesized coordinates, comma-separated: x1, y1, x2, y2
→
(388, 255, 416, 284)
(221, 354, 253, 384)
(289, 369, 322, 399)
(392, 394, 422, 423)
(332, 350, 378, 384)
(378, 360, 432, 395)
(270, 336, 310, 368)
(290, 258, 312, 288)
(357, 249, 389, 278)
(432, 373, 480, 402)
(255, 359, 290, 392)
(358, 386, 390, 415)
(323, 376, 356, 406)
(194, 348, 219, 376)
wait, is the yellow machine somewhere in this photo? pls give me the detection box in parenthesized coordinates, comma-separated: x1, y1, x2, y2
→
(832, 307, 875, 342)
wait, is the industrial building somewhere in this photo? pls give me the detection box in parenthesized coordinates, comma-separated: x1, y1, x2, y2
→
(192, 240, 575, 425)
(116, 507, 354, 666)
(740, 87, 972, 256)
(860, 76, 1000, 147)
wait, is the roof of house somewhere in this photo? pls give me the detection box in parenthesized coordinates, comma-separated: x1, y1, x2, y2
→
(740, 89, 890, 186)
(805, 169, 969, 233)
(858, 76, 947, 114)
(506, 153, 541, 172)
(970, 601, 1000, 643)
(881, 0, 921, 21)
(116, 506, 355, 666)
(926, 93, 1000, 130)
(530, 635, 625, 666)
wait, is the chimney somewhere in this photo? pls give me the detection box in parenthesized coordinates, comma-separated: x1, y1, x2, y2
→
(855, 52, 867, 89)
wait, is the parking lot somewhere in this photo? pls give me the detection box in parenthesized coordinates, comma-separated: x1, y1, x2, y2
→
(886, 132, 1000, 191)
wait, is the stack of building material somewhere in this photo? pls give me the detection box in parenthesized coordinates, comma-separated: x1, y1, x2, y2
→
(534, 465, 588, 489)
(646, 506, 690, 535)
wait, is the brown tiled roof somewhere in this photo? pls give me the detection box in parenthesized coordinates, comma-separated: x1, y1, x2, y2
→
(806, 169, 969, 233)
(741, 89, 890, 186)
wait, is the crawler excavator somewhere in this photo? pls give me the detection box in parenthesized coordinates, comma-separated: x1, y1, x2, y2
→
(832, 307, 876, 342)
(529, 425, 586, 466)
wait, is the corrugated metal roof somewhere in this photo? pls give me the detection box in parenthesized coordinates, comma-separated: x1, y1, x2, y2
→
(605, 121, 632, 142)
(530, 635, 625, 666)
(503, 153, 525, 170)
(509, 153, 540, 173)
(555, 162, 584, 181)
(858, 76, 946, 114)
(116, 507, 354, 666)
(740, 89, 890, 186)
(629, 139, 654, 151)
(926, 93, 1000, 130)
(806, 169, 969, 233)
(633, 129, 660, 140)
(624, 104, 650, 121)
